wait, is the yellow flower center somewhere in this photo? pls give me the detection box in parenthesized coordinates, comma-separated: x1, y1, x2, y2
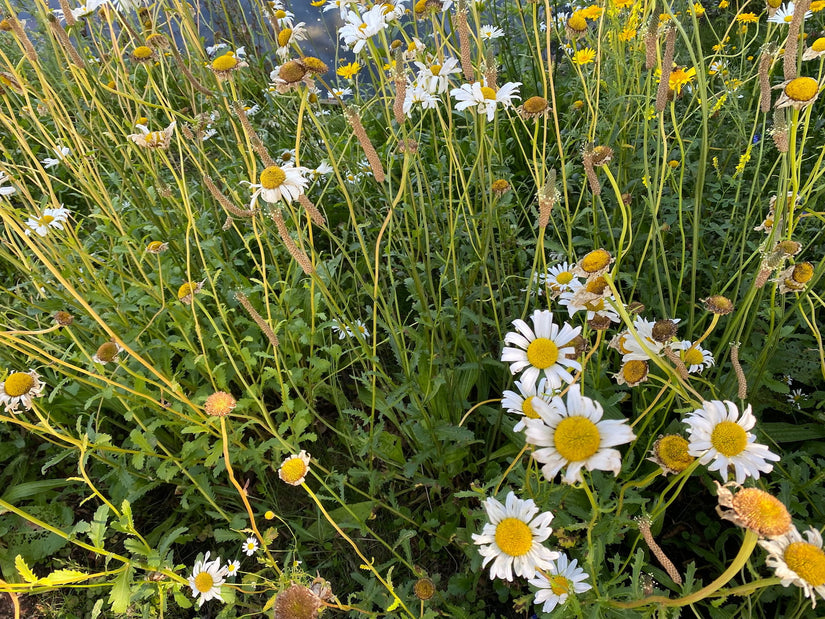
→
(194, 571, 215, 593)
(580, 248, 611, 273)
(785, 76, 819, 101)
(616, 335, 632, 355)
(585, 276, 608, 295)
(655, 435, 693, 472)
(812, 37, 825, 52)
(792, 262, 814, 283)
(278, 28, 293, 47)
(280, 457, 308, 484)
(204, 391, 237, 417)
(280, 60, 307, 83)
(768, 0, 783, 6)
(132, 46, 153, 60)
(212, 54, 238, 71)
(147, 241, 164, 252)
(178, 282, 196, 299)
(38, 215, 55, 226)
(414, 0, 428, 12)
(301, 56, 328, 74)
(784, 542, 825, 586)
(526, 338, 559, 369)
(784, 14, 794, 22)
(494, 517, 533, 556)
(549, 574, 571, 595)
(480, 86, 497, 100)
(522, 396, 540, 419)
(4, 372, 34, 397)
(682, 347, 704, 366)
(491, 179, 510, 193)
(144, 131, 162, 146)
(554, 416, 601, 462)
(523, 96, 548, 114)
(622, 360, 648, 384)
(556, 271, 574, 285)
(710, 421, 748, 457)
(429, 64, 442, 75)
(275, 9, 287, 18)
(260, 166, 287, 189)
(731, 488, 791, 537)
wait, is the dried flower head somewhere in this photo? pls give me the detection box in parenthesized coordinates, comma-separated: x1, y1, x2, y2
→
(518, 95, 551, 119)
(146, 241, 169, 254)
(273, 583, 322, 619)
(128, 121, 176, 149)
(491, 178, 511, 196)
(0, 370, 43, 412)
(703, 295, 734, 315)
(573, 248, 614, 278)
(651, 319, 678, 343)
(774, 76, 821, 109)
(649, 434, 695, 474)
(414, 577, 436, 600)
(131, 45, 155, 63)
(279, 450, 311, 485)
(54, 310, 74, 327)
(210, 52, 248, 80)
(615, 359, 649, 387)
(178, 280, 205, 305)
(716, 481, 792, 538)
(204, 391, 237, 417)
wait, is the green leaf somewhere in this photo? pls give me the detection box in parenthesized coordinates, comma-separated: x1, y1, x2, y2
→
(90, 599, 104, 619)
(120, 500, 135, 533)
(41, 569, 87, 585)
(108, 566, 133, 614)
(89, 505, 109, 549)
(15, 555, 37, 583)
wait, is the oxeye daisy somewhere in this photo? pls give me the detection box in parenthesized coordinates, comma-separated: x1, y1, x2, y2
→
(649, 434, 695, 475)
(339, 5, 388, 53)
(244, 163, 310, 208)
(275, 23, 308, 60)
(479, 25, 505, 40)
(760, 526, 825, 607)
(471, 491, 559, 581)
(684, 400, 780, 484)
(502, 378, 553, 432)
(0, 369, 43, 413)
(450, 81, 522, 121)
(413, 57, 461, 94)
(25, 206, 70, 237)
(0, 171, 16, 197)
(187, 552, 227, 607)
(543, 262, 580, 295)
(768, 1, 811, 23)
(524, 384, 636, 484)
(242, 536, 259, 556)
(558, 281, 621, 323)
(224, 559, 240, 578)
(528, 553, 592, 613)
(803, 37, 825, 60)
(716, 482, 792, 538)
(127, 121, 176, 149)
(278, 450, 311, 485)
(774, 76, 821, 109)
(501, 310, 582, 389)
(674, 340, 715, 373)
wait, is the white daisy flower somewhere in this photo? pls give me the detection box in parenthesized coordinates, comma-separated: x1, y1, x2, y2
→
(501, 310, 582, 389)
(684, 400, 780, 484)
(339, 5, 388, 53)
(242, 536, 259, 556)
(224, 559, 240, 578)
(471, 491, 559, 581)
(0, 171, 17, 197)
(479, 25, 505, 40)
(381, 0, 407, 21)
(270, 7, 295, 28)
(127, 121, 176, 149)
(609, 316, 664, 362)
(311, 161, 334, 178)
(760, 526, 825, 607)
(543, 261, 581, 295)
(25, 206, 70, 237)
(187, 552, 228, 607)
(450, 81, 521, 121)
(328, 87, 352, 99)
(787, 388, 806, 409)
(414, 57, 461, 94)
(403, 84, 439, 116)
(0, 369, 44, 413)
(53, 0, 109, 22)
(673, 340, 715, 373)
(524, 384, 636, 484)
(501, 377, 553, 432)
(244, 163, 310, 208)
(324, 0, 356, 20)
(41, 146, 71, 169)
(276, 22, 308, 60)
(558, 280, 620, 323)
(206, 43, 229, 56)
(278, 450, 311, 485)
(528, 553, 592, 613)
(768, 2, 811, 24)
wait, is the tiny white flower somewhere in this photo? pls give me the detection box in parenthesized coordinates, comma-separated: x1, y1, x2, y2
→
(403, 84, 439, 116)
(224, 559, 240, 578)
(187, 552, 227, 607)
(479, 25, 505, 40)
(0, 171, 16, 197)
(242, 536, 259, 556)
(41, 146, 71, 169)
(529, 553, 592, 613)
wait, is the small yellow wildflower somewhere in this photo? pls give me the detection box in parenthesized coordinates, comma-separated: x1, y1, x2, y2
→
(572, 47, 597, 65)
(613, 0, 634, 7)
(337, 61, 361, 79)
(736, 12, 758, 23)
(669, 66, 696, 94)
(692, 3, 706, 16)
(580, 5, 604, 19)
(619, 27, 637, 41)
(811, 0, 825, 10)
(719, 0, 729, 6)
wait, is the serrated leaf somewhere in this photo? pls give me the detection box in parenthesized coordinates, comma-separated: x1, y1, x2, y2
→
(42, 569, 87, 585)
(108, 566, 132, 613)
(89, 505, 109, 549)
(15, 555, 38, 583)
(120, 500, 135, 533)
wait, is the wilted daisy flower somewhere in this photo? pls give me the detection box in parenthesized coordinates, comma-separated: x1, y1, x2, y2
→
(204, 391, 237, 417)
(0, 171, 16, 197)
(673, 340, 714, 373)
(502, 378, 553, 432)
(776, 261, 814, 293)
(774, 76, 821, 109)
(131, 45, 155, 64)
(276, 23, 308, 59)
(684, 400, 780, 484)
(524, 384, 636, 484)
(649, 434, 695, 475)
(242, 536, 259, 556)
(206, 42, 229, 56)
(178, 280, 205, 305)
(41, 146, 71, 169)
(609, 316, 660, 361)
(768, 1, 812, 23)
(188, 552, 227, 607)
(210, 52, 248, 79)
(803, 37, 825, 60)
(716, 481, 792, 538)
(572, 248, 613, 278)
(0, 370, 43, 412)
(451, 81, 522, 121)
(128, 121, 176, 149)
(274, 584, 322, 619)
(414, 58, 461, 94)
(244, 163, 310, 208)
(25, 206, 70, 237)
(471, 491, 559, 581)
(339, 5, 388, 53)
(528, 553, 592, 613)
(224, 559, 240, 578)
(558, 281, 620, 323)
(760, 526, 825, 607)
(279, 450, 311, 485)
(614, 359, 649, 387)
(501, 310, 582, 389)
(93, 341, 122, 365)
(518, 95, 551, 119)
(310, 161, 334, 179)
(146, 241, 168, 254)
(479, 25, 505, 39)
